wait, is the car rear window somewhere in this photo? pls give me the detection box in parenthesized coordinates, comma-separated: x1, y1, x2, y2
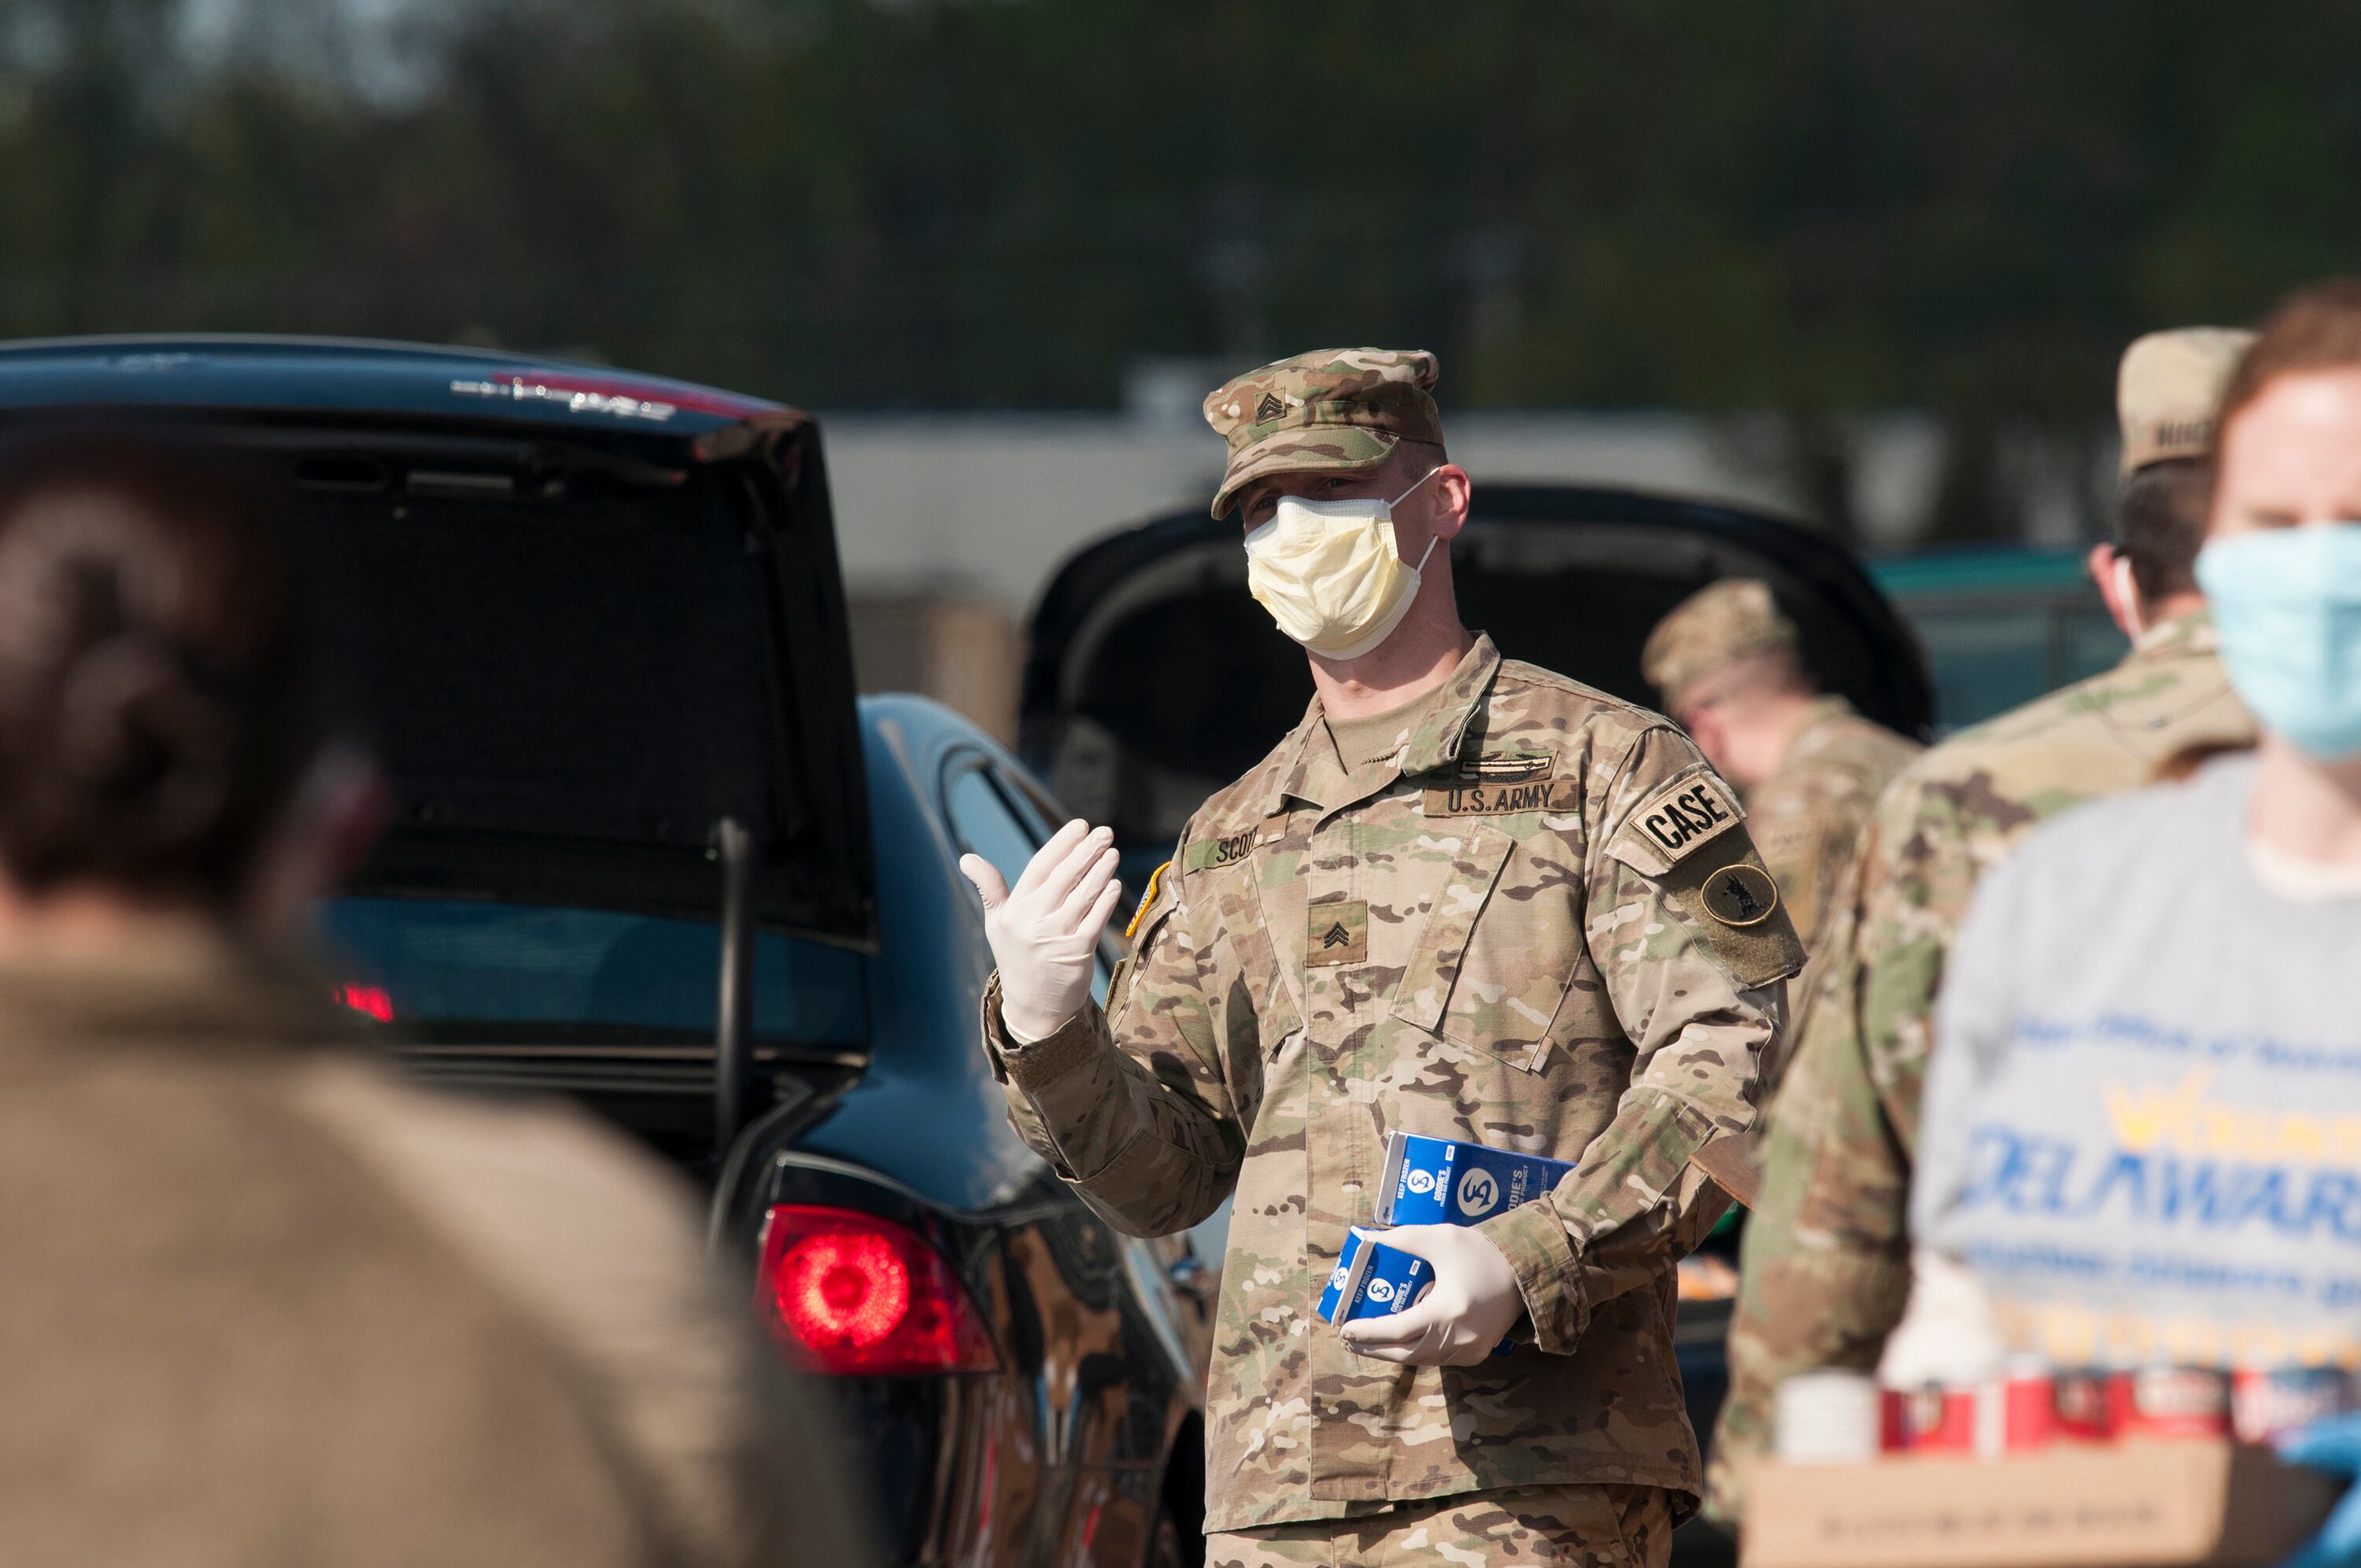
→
(312, 471, 778, 854)
(323, 896, 866, 1044)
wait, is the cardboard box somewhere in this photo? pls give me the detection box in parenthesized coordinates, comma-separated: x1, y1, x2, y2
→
(1743, 1441, 2338, 1568)
(1376, 1131, 1574, 1226)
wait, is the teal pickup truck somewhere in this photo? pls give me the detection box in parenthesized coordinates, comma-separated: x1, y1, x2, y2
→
(1868, 545, 2126, 736)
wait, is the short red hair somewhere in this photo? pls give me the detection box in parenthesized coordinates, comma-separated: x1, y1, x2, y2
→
(2216, 278, 2361, 441)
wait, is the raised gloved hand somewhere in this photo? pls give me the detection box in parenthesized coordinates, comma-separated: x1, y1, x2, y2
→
(1338, 1223, 1524, 1367)
(959, 819, 1122, 1043)
(2276, 1414, 2361, 1568)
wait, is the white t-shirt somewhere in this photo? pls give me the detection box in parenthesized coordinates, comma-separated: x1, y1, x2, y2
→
(1912, 753, 2361, 1369)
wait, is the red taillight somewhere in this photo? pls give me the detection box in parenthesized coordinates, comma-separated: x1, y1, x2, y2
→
(754, 1205, 998, 1376)
(338, 983, 394, 1023)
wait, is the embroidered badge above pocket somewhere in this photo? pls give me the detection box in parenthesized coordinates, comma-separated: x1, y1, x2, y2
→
(1456, 751, 1554, 784)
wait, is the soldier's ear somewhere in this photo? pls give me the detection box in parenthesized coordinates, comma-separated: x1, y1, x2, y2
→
(1429, 465, 1473, 538)
(1683, 706, 1731, 770)
(2086, 542, 2145, 641)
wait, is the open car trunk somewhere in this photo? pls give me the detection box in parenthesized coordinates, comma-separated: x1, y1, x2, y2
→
(0, 382, 876, 1169)
(1022, 485, 1934, 875)
(297, 412, 874, 1164)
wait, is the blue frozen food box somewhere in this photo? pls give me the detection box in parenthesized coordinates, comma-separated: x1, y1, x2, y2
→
(1317, 1227, 1428, 1327)
(1316, 1227, 1513, 1356)
(1376, 1131, 1574, 1226)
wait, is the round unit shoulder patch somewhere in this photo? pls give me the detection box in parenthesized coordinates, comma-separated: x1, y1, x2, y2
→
(1701, 862, 1780, 928)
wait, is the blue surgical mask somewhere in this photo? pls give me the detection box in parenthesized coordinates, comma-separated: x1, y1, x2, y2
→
(2193, 525, 2361, 760)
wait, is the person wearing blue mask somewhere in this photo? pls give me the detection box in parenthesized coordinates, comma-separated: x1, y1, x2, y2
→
(1901, 279, 2361, 1568)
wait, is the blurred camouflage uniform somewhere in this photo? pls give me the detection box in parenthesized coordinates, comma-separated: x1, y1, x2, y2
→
(1208, 1483, 1673, 1568)
(1748, 699, 1923, 959)
(984, 349, 1805, 1548)
(1706, 325, 2258, 1526)
(1642, 579, 1922, 960)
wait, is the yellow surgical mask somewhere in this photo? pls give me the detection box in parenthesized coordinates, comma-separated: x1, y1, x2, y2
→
(1242, 468, 1441, 660)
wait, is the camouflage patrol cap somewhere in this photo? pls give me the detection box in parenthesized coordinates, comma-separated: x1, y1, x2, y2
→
(1201, 348, 1444, 518)
(2118, 327, 2256, 474)
(1642, 578, 1799, 712)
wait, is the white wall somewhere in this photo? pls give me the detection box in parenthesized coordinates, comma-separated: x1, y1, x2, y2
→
(817, 408, 1986, 615)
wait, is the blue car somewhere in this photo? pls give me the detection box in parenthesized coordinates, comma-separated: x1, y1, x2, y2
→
(345, 694, 1213, 1568)
(0, 336, 1211, 1568)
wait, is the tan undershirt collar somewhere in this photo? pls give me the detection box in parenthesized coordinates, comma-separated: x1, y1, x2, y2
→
(1325, 686, 1445, 774)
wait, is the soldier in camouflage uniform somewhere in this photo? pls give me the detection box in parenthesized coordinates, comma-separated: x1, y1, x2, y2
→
(1642, 579, 1923, 965)
(1705, 327, 2261, 1526)
(962, 349, 1805, 1567)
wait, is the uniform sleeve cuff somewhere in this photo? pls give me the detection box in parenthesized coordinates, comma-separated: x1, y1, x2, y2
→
(1478, 1198, 1587, 1355)
(981, 973, 1101, 1091)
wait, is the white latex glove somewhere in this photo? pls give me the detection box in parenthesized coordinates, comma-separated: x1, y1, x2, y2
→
(959, 819, 1122, 1043)
(1339, 1223, 1524, 1367)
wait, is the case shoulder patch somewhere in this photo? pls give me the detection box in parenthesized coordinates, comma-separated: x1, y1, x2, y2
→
(1605, 768, 1746, 875)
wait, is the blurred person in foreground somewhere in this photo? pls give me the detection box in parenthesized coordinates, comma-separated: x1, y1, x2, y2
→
(1704, 326, 2259, 1526)
(1905, 279, 2361, 1568)
(962, 350, 1802, 1566)
(1642, 578, 1922, 979)
(0, 434, 868, 1568)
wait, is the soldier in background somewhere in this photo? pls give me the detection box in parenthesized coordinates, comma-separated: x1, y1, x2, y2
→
(1642, 579, 1922, 965)
(1703, 327, 2260, 1527)
(962, 349, 1802, 1567)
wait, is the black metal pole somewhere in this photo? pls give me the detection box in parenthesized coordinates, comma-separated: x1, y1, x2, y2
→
(713, 815, 758, 1161)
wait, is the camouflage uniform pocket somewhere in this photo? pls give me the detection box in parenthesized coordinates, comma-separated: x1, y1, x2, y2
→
(1391, 825, 1579, 1074)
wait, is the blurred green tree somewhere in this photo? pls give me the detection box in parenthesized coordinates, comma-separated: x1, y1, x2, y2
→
(0, 0, 2352, 539)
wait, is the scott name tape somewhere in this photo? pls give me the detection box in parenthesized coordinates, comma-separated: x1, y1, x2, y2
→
(1377, 1131, 1574, 1227)
(1316, 1228, 1513, 1356)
